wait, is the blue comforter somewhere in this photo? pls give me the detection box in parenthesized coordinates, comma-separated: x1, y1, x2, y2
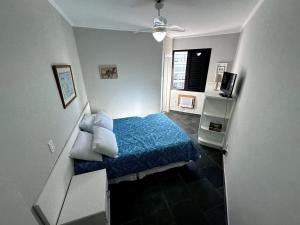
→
(74, 113, 198, 178)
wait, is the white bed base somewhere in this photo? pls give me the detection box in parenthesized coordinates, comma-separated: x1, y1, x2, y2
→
(109, 161, 189, 184)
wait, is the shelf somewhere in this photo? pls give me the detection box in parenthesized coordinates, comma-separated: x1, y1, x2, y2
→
(200, 125, 225, 135)
(202, 111, 230, 119)
(205, 90, 232, 99)
(198, 90, 235, 150)
(198, 136, 223, 149)
(205, 90, 234, 101)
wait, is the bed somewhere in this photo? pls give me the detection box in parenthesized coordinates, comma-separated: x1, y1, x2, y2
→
(74, 113, 199, 180)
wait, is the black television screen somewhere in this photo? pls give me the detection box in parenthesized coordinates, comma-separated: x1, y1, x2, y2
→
(220, 72, 237, 97)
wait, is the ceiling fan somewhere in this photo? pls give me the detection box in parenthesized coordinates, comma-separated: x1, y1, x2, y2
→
(135, 0, 185, 42)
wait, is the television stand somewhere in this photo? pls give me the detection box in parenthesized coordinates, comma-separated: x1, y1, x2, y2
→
(219, 92, 232, 98)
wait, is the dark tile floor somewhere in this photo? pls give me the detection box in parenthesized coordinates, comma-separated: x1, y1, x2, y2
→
(109, 111, 227, 225)
(166, 111, 224, 168)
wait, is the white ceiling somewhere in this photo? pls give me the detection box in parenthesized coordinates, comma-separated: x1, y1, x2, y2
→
(51, 0, 260, 37)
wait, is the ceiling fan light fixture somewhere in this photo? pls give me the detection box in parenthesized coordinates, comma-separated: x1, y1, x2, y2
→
(135, 0, 184, 42)
(152, 31, 166, 42)
(152, 27, 166, 42)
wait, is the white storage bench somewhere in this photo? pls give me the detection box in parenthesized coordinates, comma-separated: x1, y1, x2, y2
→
(58, 170, 110, 225)
(34, 104, 110, 225)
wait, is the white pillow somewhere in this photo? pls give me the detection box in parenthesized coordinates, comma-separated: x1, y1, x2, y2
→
(94, 112, 113, 131)
(92, 126, 118, 158)
(79, 114, 94, 133)
(70, 131, 103, 161)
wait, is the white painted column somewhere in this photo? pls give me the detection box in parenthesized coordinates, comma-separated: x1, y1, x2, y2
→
(161, 37, 173, 112)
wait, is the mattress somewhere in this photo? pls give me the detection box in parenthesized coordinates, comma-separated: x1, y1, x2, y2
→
(74, 113, 199, 179)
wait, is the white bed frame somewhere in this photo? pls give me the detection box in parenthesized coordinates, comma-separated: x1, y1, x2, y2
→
(109, 161, 189, 184)
(33, 103, 191, 224)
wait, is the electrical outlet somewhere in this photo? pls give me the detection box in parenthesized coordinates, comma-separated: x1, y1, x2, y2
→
(48, 139, 56, 153)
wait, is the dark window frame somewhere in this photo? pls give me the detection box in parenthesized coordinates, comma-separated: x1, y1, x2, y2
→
(172, 48, 212, 92)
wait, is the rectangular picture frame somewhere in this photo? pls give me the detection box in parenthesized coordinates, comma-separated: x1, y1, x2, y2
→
(52, 65, 77, 109)
(216, 62, 228, 76)
(99, 64, 118, 79)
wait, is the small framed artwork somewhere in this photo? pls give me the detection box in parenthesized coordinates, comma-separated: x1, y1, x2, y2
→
(100, 64, 118, 79)
(216, 63, 228, 76)
(52, 65, 77, 109)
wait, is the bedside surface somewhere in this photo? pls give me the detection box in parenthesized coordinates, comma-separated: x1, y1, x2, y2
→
(58, 169, 107, 225)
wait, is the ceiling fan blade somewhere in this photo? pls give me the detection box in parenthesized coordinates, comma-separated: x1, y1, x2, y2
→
(166, 25, 185, 32)
(134, 28, 153, 34)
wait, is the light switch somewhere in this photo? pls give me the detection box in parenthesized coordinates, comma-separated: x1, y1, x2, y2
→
(48, 139, 56, 153)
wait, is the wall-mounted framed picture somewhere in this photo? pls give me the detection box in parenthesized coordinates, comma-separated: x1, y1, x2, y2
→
(52, 65, 77, 109)
(215, 63, 228, 90)
(100, 64, 118, 79)
(216, 62, 228, 76)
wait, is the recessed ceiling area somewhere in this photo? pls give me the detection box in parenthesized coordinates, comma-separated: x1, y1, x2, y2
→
(52, 0, 260, 37)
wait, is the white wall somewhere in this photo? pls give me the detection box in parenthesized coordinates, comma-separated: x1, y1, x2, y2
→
(161, 37, 173, 112)
(0, 179, 37, 225)
(0, 0, 88, 223)
(74, 28, 162, 118)
(225, 0, 300, 225)
(173, 33, 240, 82)
(169, 33, 240, 114)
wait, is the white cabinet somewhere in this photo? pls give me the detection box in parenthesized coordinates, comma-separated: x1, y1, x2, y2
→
(58, 169, 110, 225)
(198, 90, 235, 149)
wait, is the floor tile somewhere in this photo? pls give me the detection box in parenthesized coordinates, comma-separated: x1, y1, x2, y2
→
(110, 197, 140, 224)
(179, 162, 204, 184)
(187, 178, 224, 211)
(160, 174, 191, 206)
(138, 174, 162, 195)
(217, 187, 225, 199)
(138, 191, 167, 216)
(203, 149, 224, 168)
(168, 111, 224, 169)
(141, 208, 176, 225)
(195, 154, 217, 169)
(171, 200, 209, 225)
(121, 219, 142, 225)
(110, 183, 141, 224)
(197, 145, 223, 168)
(154, 167, 181, 180)
(204, 204, 227, 225)
(202, 167, 224, 188)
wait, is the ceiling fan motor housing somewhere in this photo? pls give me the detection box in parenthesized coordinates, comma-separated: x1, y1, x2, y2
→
(153, 16, 167, 27)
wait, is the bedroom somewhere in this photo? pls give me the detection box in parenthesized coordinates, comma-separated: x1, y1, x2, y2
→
(0, 0, 299, 225)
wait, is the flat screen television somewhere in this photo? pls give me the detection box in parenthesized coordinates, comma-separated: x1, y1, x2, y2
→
(220, 72, 237, 97)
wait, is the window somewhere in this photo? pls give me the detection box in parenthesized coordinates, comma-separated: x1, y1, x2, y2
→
(172, 49, 211, 92)
(173, 51, 188, 89)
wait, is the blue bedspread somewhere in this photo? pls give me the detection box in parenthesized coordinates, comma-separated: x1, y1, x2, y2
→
(74, 113, 198, 178)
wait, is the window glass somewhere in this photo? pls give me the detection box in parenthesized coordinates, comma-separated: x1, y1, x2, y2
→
(172, 51, 188, 89)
